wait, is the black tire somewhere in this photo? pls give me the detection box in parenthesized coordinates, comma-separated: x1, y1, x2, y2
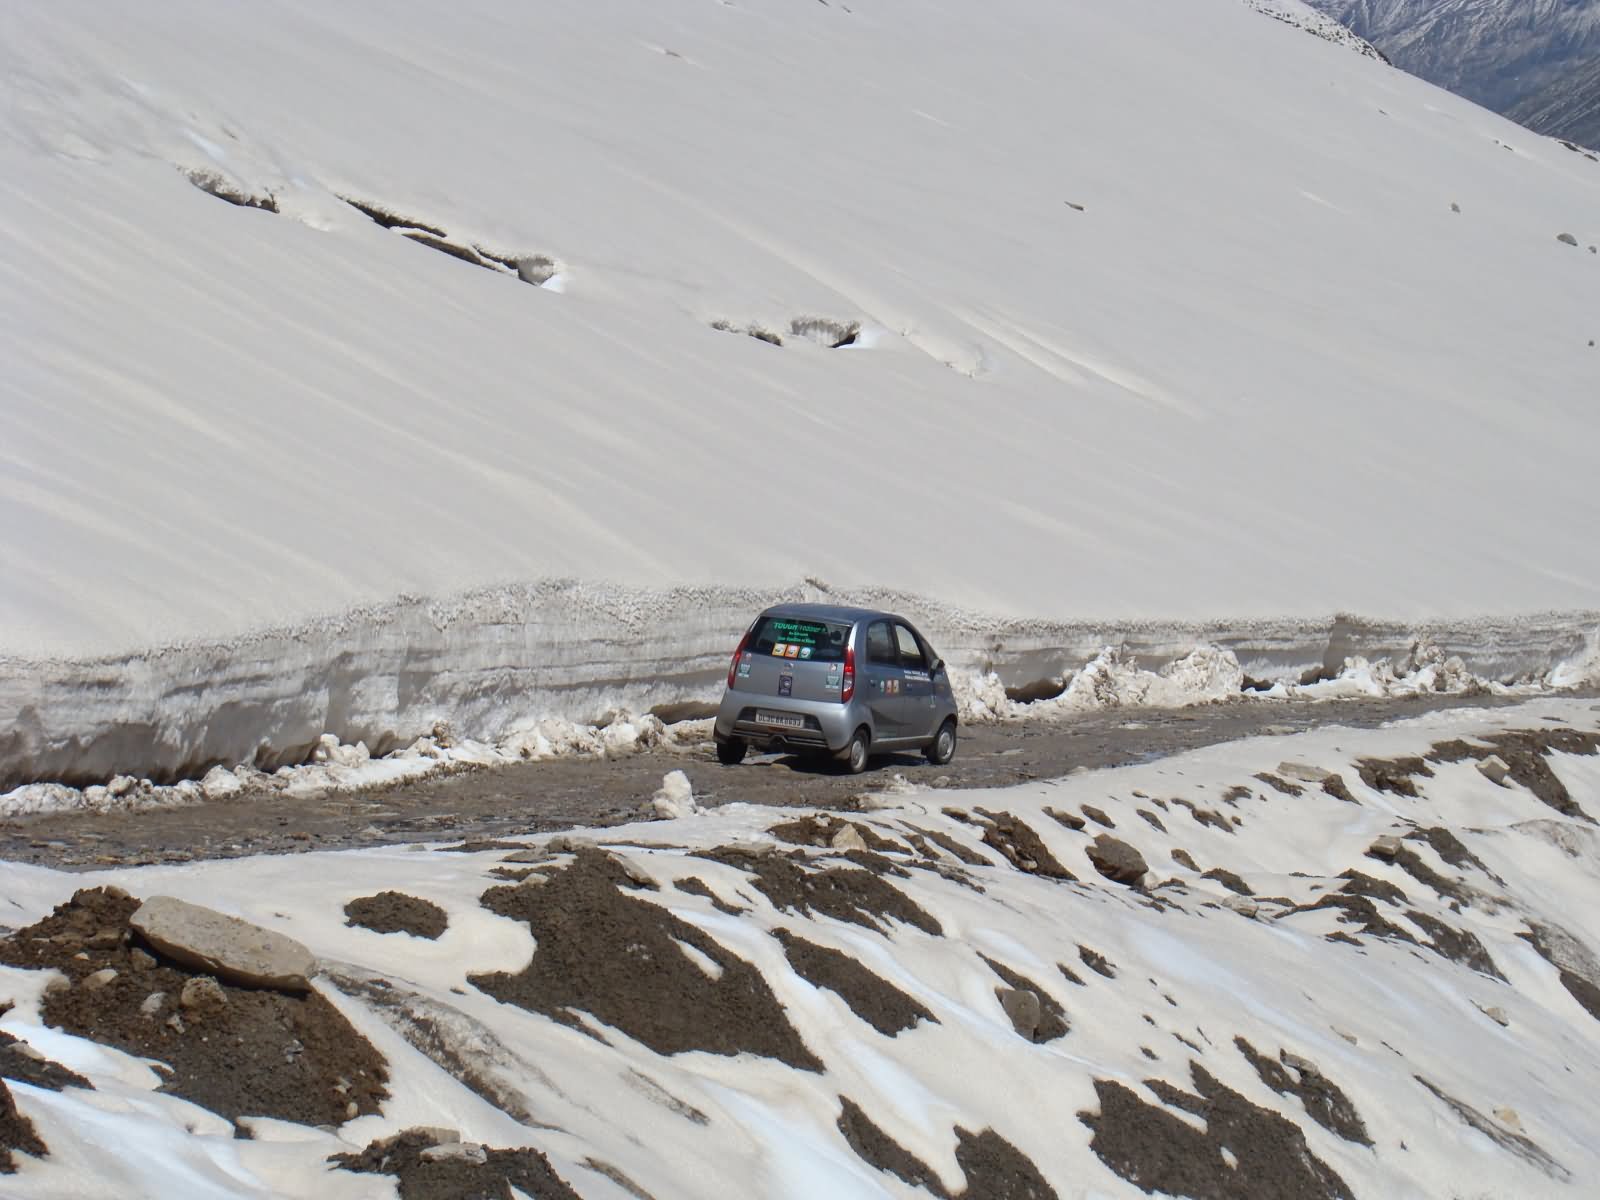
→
(716, 737, 747, 765)
(926, 718, 958, 766)
(837, 727, 871, 775)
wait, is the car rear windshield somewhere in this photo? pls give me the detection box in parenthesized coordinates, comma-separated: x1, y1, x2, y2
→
(748, 615, 851, 663)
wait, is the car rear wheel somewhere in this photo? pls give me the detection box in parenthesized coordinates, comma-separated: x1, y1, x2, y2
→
(837, 727, 870, 775)
(926, 719, 957, 766)
(715, 737, 747, 765)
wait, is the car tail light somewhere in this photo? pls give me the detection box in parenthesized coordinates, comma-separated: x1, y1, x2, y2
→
(841, 644, 855, 703)
(727, 630, 751, 688)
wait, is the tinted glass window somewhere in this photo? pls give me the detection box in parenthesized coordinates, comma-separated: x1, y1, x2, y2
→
(865, 621, 898, 667)
(748, 615, 851, 663)
(894, 624, 927, 669)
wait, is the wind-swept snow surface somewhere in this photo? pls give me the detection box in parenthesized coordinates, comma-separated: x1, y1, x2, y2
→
(3, 0, 1599, 780)
(3, 699, 1600, 1197)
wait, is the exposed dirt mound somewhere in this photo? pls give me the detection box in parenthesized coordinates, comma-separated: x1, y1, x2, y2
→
(837, 1096, 1058, 1199)
(768, 815, 901, 853)
(1081, 1062, 1354, 1199)
(1428, 730, 1600, 820)
(696, 847, 941, 936)
(331, 1128, 583, 1200)
(911, 827, 991, 866)
(979, 956, 1069, 1042)
(1, 1028, 90, 1092)
(1253, 772, 1303, 797)
(1405, 827, 1494, 876)
(1518, 922, 1600, 1022)
(1321, 775, 1358, 804)
(1415, 1077, 1570, 1181)
(1078, 945, 1118, 978)
(1336, 870, 1408, 905)
(1355, 756, 1433, 797)
(1201, 868, 1252, 896)
(974, 809, 1076, 880)
(0, 887, 387, 1126)
(1290, 892, 1422, 947)
(1172, 799, 1232, 833)
(1044, 807, 1086, 831)
(345, 891, 449, 939)
(471, 849, 821, 1069)
(1404, 910, 1503, 979)
(1, 1079, 47, 1174)
(1369, 842, 1470, 903)
(1234, 1038, 1370, 1145)
(775, 929, 935, 1036)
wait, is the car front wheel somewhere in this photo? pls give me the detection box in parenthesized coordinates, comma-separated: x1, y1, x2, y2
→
(926, 719, 957, 766)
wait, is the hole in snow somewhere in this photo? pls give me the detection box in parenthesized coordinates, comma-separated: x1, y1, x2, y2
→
(341, 196, 563, 287)
(789, 316, 860, 348)
(183, 168, 278, 213)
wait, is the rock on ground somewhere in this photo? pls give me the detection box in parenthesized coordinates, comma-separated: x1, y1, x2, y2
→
(130, 896, 316, 992)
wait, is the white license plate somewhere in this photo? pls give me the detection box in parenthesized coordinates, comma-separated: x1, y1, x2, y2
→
(756, 710, 804, 729)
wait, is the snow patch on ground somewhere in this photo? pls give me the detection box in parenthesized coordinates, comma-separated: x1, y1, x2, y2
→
(3, 698, 1599, 1197)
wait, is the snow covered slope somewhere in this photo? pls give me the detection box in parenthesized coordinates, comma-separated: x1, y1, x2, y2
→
(4, 0, 1600, 780)
(3, 699, 1600, 1197)
(1308, 0, 1600, 112)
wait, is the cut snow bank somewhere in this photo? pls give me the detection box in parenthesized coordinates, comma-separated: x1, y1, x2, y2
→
(5, 587, 1596, 810)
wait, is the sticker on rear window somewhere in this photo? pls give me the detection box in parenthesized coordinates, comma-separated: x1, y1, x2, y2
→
(749, 616, 850, 664)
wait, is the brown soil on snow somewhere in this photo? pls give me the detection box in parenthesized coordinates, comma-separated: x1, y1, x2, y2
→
(695, 846, 942, 936)
(0, 1025, 90, 1174)
(774, 928, 935, 1036)
(345, 891, 449, 939)
(471, 849, 822, 1069)
(979, 955, 1070, 1042)
(331, 1128, 582, 1200)
(837, 1095, 1058, 1199)
(1234, 1038, 1370, 1146)
(1, 1079, 48, 1174)
(0, 887, 387, 1127)
(1081, 1061, 1354, 1199)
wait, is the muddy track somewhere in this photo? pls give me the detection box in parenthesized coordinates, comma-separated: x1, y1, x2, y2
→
(1, 691, 1588, 872)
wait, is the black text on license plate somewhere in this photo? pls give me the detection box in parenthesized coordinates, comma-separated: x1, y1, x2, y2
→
(757, 710, 803, 729)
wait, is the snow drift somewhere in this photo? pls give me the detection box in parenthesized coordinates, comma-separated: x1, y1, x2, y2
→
(3, 0, 1599, 782)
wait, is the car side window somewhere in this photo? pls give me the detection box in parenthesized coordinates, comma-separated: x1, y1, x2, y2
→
(894, 624, 927, 670)
(865, 621, 898, 667)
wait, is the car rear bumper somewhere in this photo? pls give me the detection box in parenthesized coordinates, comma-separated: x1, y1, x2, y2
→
(715, 690, 860, 753)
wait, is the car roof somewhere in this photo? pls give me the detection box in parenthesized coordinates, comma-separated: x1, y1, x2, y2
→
(761, 602, 901, 625)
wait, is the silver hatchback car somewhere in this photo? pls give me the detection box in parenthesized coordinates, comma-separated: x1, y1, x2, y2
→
(714, 604, 959, 773)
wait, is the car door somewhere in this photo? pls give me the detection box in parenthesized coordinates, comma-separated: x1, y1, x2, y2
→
(861, 619, 904, 739)
(893, 621, 937, 740)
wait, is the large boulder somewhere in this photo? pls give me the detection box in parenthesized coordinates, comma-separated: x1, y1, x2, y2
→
(130, 896, 315, 993)
(1086, 835, 1149, 887)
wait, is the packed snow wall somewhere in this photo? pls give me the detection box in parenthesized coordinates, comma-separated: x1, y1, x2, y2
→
(3, 578, 1595, 787)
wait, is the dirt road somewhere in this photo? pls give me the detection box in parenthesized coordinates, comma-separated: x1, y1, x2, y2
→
(1, 690, 1586, 872)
